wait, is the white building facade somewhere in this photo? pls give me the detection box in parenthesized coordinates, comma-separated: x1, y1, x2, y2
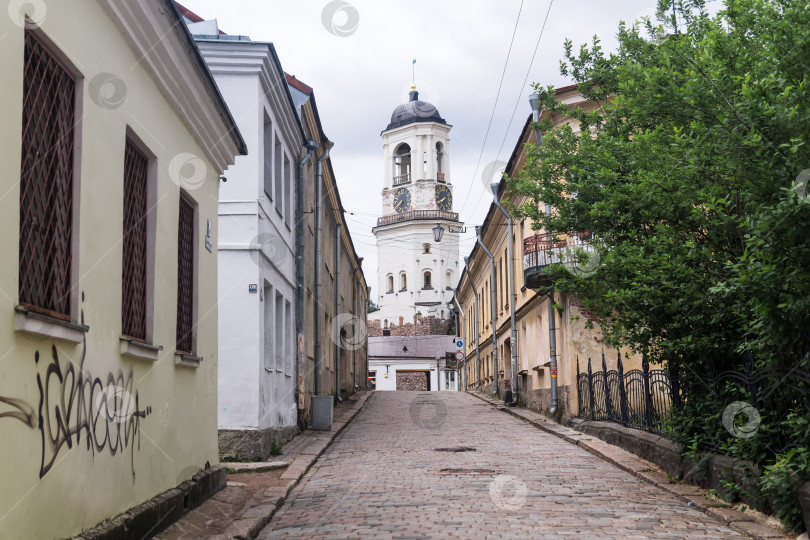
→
(195, 30, 305, 459)
(368, 335, 458, 391)
(370, 87, 462, 328)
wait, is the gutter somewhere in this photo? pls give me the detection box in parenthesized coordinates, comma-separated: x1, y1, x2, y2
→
(314, 141, 333, 395)
(491, 186, 519, 405)
(335, 223, 342, 402)
(476, 226, 499, 397)
(296, 140, 317, 412)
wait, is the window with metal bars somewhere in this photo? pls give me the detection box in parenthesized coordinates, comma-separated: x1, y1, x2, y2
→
(122, 140, 149, 340)
(18, 31, 76, 319)
(176, 195, 196, 354)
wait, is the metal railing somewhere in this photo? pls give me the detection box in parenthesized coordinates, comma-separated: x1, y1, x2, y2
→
(522, 231, 592, 271)
(377, 209, 458, 227)
(393, 173, 411, 186)
(577, 352, 673, 434)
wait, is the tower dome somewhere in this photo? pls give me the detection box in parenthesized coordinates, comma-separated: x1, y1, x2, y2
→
(386, 86, 446, 130)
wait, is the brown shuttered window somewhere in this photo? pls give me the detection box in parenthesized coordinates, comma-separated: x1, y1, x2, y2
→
(122, 141, 148, 340)
(176, 195, 195, 353)
(19, 31, 75, 319)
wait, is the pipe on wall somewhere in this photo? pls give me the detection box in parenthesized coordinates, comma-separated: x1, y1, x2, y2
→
(491, 186, 520, 405)
(476, 226, 499, 397)
(335, 223, 342, 402)
(313, 141, 333, 395)
(296, 140, 317, 414)
(465, 257, 481, 388)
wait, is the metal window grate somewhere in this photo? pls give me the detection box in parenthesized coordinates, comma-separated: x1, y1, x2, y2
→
(19, 31, 76, 319)
(122, 141, 148, 340)
(176, 196, 195, 353)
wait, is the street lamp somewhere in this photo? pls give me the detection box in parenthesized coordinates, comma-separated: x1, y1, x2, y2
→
(529, 91, 543, 146)
(433, 223, 444, 242)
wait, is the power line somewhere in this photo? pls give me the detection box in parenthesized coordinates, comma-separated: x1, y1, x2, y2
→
(466, 0, 556, 221)
(456, 0, 525, 219)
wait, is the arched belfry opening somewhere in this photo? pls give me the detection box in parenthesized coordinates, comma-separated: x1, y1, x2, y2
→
(394, 143, 411, 185)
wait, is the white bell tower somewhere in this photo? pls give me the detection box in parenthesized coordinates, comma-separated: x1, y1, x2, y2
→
(369, 85, 462, 329)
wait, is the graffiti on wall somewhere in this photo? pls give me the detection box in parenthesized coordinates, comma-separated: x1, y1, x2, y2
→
(0, 336, 151, 479)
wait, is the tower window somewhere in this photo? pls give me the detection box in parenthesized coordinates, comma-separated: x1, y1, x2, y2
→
(400, 273, 407, 291)
(393, 143, 411, 185)
(423, 243, 431, 254)
(423, 271, 432, 289)
(387, 274, 394, 293)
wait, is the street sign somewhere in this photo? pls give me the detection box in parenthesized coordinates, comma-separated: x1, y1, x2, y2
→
(455, 339, 463, 349)
(454, 351, 464, 361)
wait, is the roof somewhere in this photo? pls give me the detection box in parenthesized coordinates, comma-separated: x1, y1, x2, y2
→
(385, 89, 446, 131)
(369, 335, 456, 359)
(175, 1, 226, 34)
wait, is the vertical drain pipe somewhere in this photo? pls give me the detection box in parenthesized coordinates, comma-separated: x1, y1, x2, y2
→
(335, 223, 342, 402)
(491, 183, 519, 405)
(548, 291, 558, 415)
(476, 226, 499, 397)
(296, 140, 317, 414)
(352, 272, 358, 390)
(465, 257, 481, 388)
(451, 292, 465, 391)
(314, 141, 333, 395)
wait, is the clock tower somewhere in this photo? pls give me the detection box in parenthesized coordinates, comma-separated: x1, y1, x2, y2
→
(370, 85, 462, 328)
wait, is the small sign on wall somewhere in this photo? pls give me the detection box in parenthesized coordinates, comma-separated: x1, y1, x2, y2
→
(249, 284, 258, 293)
(205, 219, 213, 252)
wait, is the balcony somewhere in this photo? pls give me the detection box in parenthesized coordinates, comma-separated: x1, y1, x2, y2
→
(436, 172, 446, 183)
(393, 173, 411, 186)
(523, 231, 593, 289)
(376, 209, 459, 227)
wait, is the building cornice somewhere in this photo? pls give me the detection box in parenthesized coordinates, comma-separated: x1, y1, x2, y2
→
(99, 0, 246, 172)
(195, 40, 306, 152)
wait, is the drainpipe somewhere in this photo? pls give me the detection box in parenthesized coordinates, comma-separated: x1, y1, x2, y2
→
(296, 140, 318, 412)
(314, 140, 333, 396)
(465, 256, 481, 388)
(491, 183, 519, 405)
(451, 292, 465, 391)
(476, 226, 498, 397)
(545, 202, 558, 415)
(335, 223, 342, 402)
(352, 272, 357, 390)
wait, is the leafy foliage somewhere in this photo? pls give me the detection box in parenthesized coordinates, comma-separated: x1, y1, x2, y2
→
(507, 0, 810, 529)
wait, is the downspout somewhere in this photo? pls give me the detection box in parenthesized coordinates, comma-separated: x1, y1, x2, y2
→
(452, 291, 465, 391)
(447, 304, 457, 390)
(530, 101, 558, 416)
(335, 223, 342, 402)
(352, 272, 358, 390)
(545, 186, 558, 416)
(296, 140, 318, 413)
(476, 226, 499, 397)
(314, 140, 333, 396)
(491, 185, 519, 405)
(465, 256, 481, 388)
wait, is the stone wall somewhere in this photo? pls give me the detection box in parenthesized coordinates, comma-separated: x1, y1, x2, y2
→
(367, 316, 453, 337)
(396, 371, 429, 391)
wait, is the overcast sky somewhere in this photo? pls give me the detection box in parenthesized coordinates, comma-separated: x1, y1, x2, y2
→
(182, 0, 670, 300)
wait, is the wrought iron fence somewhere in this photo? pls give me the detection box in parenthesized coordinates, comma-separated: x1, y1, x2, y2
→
(577, 350, 810, 456)
(576, 352, 673, 434)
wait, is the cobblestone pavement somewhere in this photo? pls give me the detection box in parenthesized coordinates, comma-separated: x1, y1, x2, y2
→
(257, 391, 745, 539)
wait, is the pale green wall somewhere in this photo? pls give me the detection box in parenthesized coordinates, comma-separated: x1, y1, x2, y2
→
(0, 2, 222, 537)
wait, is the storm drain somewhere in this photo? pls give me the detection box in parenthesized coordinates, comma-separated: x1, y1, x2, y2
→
(434, 446, 477, 452)
(440, 468, 496, 475)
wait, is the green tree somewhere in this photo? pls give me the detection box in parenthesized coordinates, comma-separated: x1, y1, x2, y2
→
(508, 0, 810, 528)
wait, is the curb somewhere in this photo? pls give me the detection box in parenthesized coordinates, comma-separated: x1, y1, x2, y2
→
(466, 391, 788, 540)
(225, 392, 374, 539)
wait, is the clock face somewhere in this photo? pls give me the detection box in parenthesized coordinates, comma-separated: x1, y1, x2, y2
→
(393, 187, 411, 214)
(435, 185, 452, 211)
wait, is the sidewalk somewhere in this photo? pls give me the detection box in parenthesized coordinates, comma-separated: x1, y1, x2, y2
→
(468, 391, 790, 540)
(156, 392, 372, 540)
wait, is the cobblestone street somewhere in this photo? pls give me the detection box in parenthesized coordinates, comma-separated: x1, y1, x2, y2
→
(257, 391, 745, 539)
